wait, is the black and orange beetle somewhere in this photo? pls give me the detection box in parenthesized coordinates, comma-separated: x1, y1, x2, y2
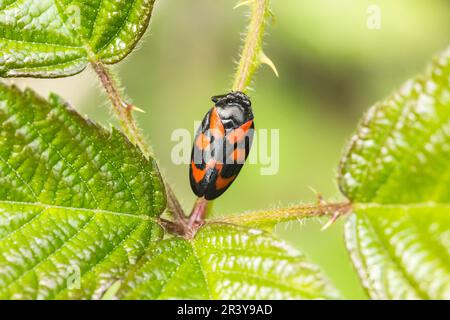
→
(190, 91, 254, 200)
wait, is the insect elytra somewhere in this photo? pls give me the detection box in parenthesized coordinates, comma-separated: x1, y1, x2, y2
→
(189, 91, 255, 200)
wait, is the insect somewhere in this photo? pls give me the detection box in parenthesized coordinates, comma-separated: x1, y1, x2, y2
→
(190, 91, 255, 200)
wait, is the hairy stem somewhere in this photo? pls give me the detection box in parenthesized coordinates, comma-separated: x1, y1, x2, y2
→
(90, 61, 151, 156)
(232, 0, 270, 92)
(166, 184, 188, 222)
(212, 202, 352, 228)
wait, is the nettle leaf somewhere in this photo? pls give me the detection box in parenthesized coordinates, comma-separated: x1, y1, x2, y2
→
(0, 0, 155, 77)
(340, 48, 450, 299)
(117, 224, 339, 300)
(0, 83, 165, 299)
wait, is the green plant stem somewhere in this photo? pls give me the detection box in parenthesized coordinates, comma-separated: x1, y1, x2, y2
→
(212, 202, 352, 227)
(90, 61, 151, 156)
(232, 0, 269, 92)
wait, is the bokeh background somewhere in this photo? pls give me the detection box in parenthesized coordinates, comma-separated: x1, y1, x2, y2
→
(11, 0, 450, 299)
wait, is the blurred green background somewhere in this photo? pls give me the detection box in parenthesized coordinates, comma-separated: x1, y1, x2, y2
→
(12, 0, 450, 299)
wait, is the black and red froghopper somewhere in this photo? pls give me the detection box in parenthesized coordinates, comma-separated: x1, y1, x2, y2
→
(190, 91, 254, 200)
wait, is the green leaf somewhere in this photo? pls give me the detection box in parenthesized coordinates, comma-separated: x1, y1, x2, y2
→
(345, 205, 450, 299)
(117, 224, 340, 300)
(0, 0, 155, 77)
(0, 83, 165, 299)
(339, 48, 450, 299)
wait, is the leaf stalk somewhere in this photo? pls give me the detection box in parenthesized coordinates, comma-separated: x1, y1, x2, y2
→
(212, 202, 352, 227)
(90, 61, 151, 156)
